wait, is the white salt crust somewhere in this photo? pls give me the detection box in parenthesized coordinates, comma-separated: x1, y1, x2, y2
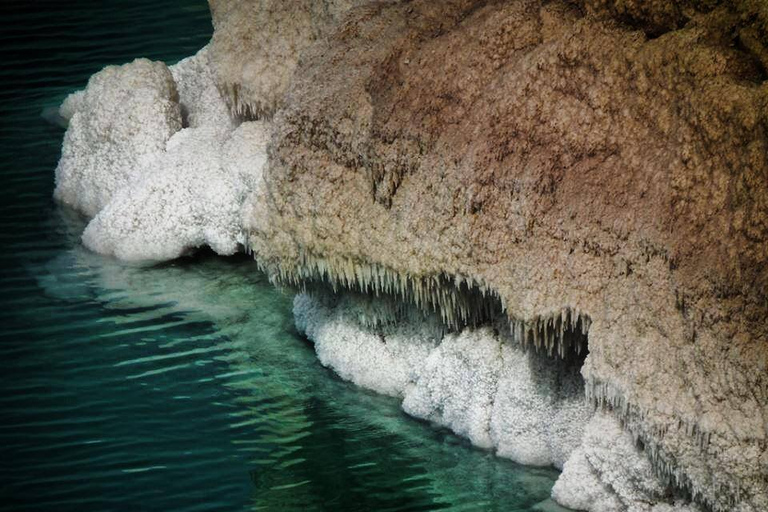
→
(553, 412, 703, 512)
(294, 292, 698, 512)
(295, 292, 589, 468)
(54, 58, 181, 218)
(55, 47, 268, 262)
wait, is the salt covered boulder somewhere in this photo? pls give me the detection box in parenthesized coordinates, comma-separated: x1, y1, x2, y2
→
(82, 122, 269, 261)
(54, 58, 181, 217)
(246, 2, 768, 510)
(55, 47, 269, 262)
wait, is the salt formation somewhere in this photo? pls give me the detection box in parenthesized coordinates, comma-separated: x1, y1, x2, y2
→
(52, 0, 768, 510)
(294, 293, 443, 397)
(553, 412, 702, 512)
(55, 48, 269, 262)
(295, 291, 701, 510)
(54, 59, 181, 217)
(294, 291, 590, 468)
(57, 90, 85, 126)
(82, 122, 268, 261)
(293, 287, 592, 449)
(400, 325, 589, 467)
(244, 1, 768, 510)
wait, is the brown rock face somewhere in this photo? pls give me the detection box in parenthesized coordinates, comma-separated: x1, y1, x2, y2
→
(237, 1, 767, 510)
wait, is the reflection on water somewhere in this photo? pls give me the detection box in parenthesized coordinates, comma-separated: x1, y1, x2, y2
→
(28, 212, 562, 511)
(0, 0, 566, 510)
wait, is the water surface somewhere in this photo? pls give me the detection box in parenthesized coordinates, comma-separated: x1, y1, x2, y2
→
(0, 2, 562, 510)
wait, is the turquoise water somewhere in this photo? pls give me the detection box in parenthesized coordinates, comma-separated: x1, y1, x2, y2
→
(0, 1, 562, 511)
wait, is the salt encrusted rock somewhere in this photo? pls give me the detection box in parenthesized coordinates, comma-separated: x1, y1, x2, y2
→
(490, 340, 590, 469)
(295, 292, 697, 510)
(207, 0, 367, 119)
(403, 327, 506, 450)
(54, 58, 181, 217)
(52, 0, 768, 509)
(55, 48, 269, 262)
(574, 0, 768, 39)
(82, 121, 269, 261)
(247, 1, 768, 510)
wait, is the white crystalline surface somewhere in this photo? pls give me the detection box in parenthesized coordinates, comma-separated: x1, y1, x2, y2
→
(294, 292, 698, 512)
(553, 412, 702, 512)
(295, 292, 590, 465)
(54, 58, 181, 218)
(82, 122, 268, 261)
(294, 293, 442, 397)
(170, 47, 236, 132)
(54, 47, 268, 262)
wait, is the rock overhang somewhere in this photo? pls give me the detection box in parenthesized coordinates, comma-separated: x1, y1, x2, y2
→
(237, 1, 768, 510)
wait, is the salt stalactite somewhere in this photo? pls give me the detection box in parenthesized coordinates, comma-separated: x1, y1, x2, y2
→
(259, 249, 505, 329)
(509, 307, 589, 359)
(259, 248, 591, 360)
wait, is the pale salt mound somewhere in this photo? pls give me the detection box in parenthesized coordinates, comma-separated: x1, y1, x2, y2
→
(553, 411, 702, 512)
(54, 58, 181, 218)
(54, 47, 269, 262)
(82, 122, 269, 261)
(293, 293, 442, 397)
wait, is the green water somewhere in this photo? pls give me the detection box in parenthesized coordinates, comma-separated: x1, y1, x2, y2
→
(0, 1, 563, 510)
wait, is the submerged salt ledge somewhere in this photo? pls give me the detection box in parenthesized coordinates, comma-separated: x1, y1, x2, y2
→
(295, 291, 699, 512)
(55, 48, 267, 262)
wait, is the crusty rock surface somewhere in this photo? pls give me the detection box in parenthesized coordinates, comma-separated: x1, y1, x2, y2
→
(207, 0, 368, 119)
(243, 1, 768, 510)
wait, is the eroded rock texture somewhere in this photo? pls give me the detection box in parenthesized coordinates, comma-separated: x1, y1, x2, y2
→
(242, 1, 768, 510)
